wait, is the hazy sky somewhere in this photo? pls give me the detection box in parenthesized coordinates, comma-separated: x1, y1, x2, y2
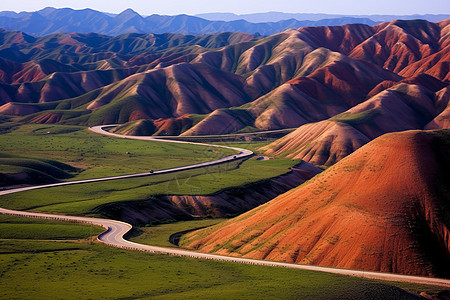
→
(0, 0, 448, 15)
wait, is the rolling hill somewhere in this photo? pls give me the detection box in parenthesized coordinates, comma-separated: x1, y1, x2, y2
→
(0, 154, 77, 186)
(0, 14, 449, 286)
(181, 129, 450, 277)
(0, 18, 448, 140)
(262, 78, 446, 166)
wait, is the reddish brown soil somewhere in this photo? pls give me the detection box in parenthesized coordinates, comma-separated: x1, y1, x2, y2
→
(426, 86, 450, 129)
(153, 115, 193, 135)
(183, 130, 450, 277)
(0, 19, 448, 134)
(0, 103, 40, 115)
(262, 82, 440, 166)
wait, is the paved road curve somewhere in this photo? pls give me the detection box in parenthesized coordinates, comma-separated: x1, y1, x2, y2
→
(1, 205, 449, 288)
(0, 126, 253, 195)
(0, 126, 449, 289)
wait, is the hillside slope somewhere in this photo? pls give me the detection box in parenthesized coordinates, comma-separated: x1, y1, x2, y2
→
(262, 81, 447, 166)
(0, 154, 77, 187)
(181, 130, 450, 277)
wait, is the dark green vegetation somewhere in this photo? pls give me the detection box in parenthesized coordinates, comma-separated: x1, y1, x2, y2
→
(0, 153, 77, 186)
(0, 241, 435, 300)
(0, 215, 443, 299)
(130, 218, 227, 247)
(0, 157, 298, 215)
(0, 124, 236, 181)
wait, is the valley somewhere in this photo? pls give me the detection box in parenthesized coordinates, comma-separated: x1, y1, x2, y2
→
(0, 127, 448, 299)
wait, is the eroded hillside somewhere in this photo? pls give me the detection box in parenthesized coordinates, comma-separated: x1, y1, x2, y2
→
(181, 130, 450, 277)
(0, 19, 448, 137)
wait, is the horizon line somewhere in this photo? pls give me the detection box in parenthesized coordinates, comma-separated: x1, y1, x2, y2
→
(1, 7, 450, 17)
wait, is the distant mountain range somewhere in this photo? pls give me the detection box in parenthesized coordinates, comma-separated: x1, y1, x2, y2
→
(0, 7, 379, 36)
(1, 7, 448, 37)
(196, 12, 450, 23)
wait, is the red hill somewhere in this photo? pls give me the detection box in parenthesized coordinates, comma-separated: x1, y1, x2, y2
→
(181, 130, 450, 277)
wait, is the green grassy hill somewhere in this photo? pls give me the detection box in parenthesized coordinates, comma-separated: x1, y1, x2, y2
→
(0, 154, 78, 186)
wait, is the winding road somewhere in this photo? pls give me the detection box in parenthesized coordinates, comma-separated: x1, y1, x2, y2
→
(1, 126, 449, 289)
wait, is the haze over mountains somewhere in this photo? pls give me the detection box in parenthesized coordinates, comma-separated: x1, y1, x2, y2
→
(1, 7, 449, 38)
(196, 12, 450, 23)
(0, 7, 378, 36)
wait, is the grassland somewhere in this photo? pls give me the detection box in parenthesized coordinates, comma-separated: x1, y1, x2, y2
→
(0, 216, 443, 300)
(0, 154, 75, 174)
(0, 123, 299, 218)
(0, 124, 236, 180)
(130, 218, 227, 247)
(330, 109, 381, 125)
(0, 157, 298, 215)
(3, 123, 438, 298)
(0, 215, 104, 240)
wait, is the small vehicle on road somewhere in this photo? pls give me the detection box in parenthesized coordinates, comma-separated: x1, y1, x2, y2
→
(149, 170, 154, 174)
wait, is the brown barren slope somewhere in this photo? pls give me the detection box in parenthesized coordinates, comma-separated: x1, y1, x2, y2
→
(349, 19, 441, 73)
(399, 20, 450, 81)
(185, 50, 401, 135)
(426, 86, 450, 130)
(181, 130, 450, 277)
(262, 82, 441, 166)
(262, 120, 370, 166)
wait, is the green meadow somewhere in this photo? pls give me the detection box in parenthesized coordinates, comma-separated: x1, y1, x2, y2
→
(0, 157, 298, 215)
(130, 218, 227, 247)
(0, 124, 236, 180)
(0, 215, 103, 240)
(0, 123, 299, 222)
(0, 216, 443, 300)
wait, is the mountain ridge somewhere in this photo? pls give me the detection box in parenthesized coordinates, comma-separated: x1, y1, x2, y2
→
(195, 11, 450, 23)
(0, 7, 379, 36)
